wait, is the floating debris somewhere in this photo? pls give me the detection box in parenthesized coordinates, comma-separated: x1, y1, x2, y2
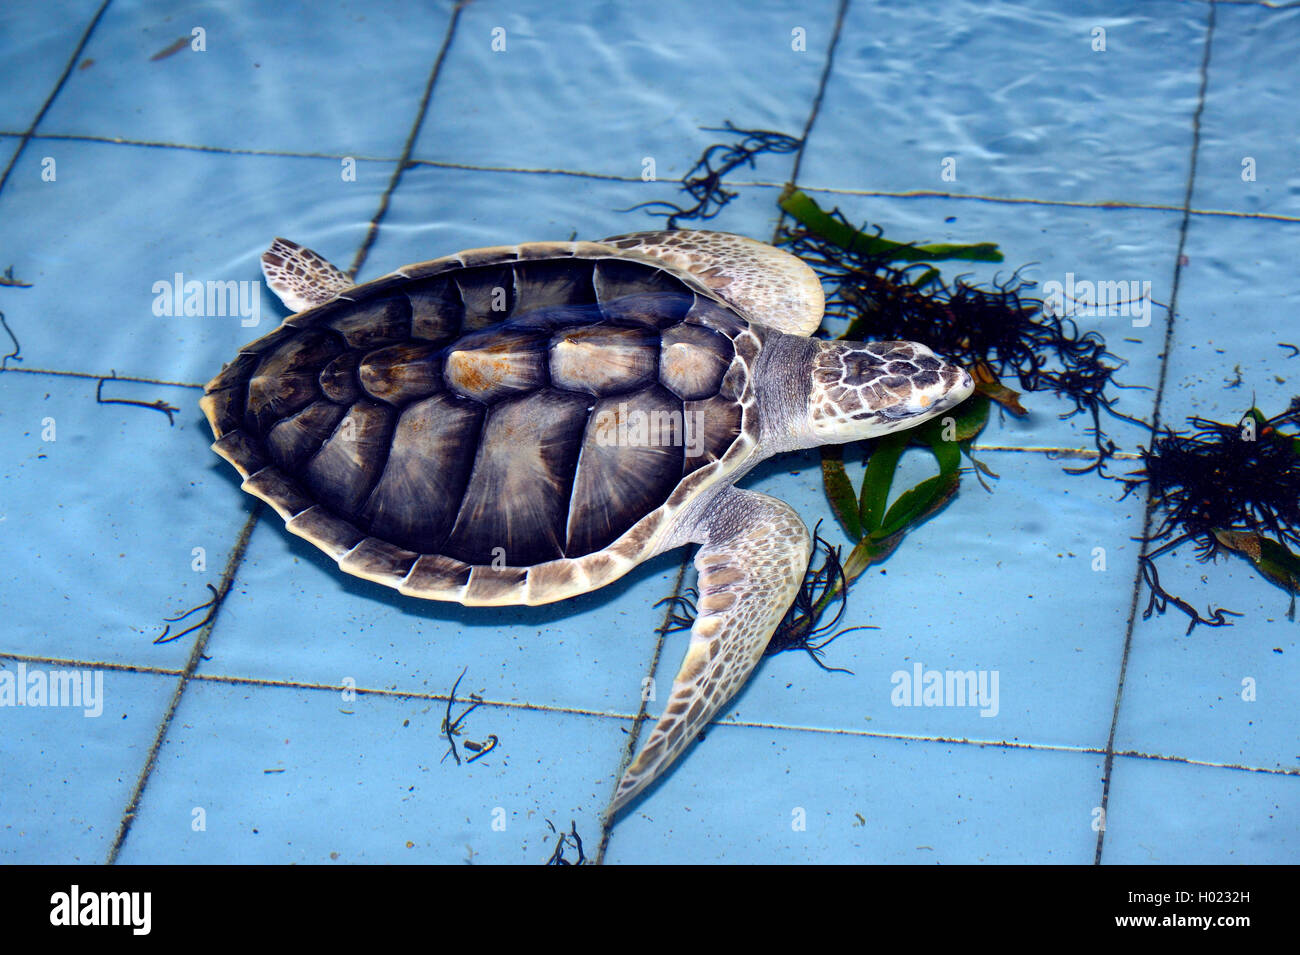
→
(96, 371, 181, 425)
(150, 36, 190, 61)
(1124, 404, 1300, 632)
(0, 309, 20, 371)
(623, 121, 801, 228)
(441, 667, 486, 766)
(0, 265, 33, 288)
(766, 529, 875, 674)
(779, 189, 1144, 475)
(154, 583, 222, 644)
(544, 819, 586, 865)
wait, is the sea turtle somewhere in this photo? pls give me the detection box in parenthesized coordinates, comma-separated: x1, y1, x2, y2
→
(201, 230, 974, 812)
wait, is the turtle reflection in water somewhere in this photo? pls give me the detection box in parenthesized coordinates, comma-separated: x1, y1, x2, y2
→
(201, 230, 973, 811)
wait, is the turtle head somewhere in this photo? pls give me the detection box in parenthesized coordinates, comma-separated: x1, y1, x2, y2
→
(807, 339, 974, 444)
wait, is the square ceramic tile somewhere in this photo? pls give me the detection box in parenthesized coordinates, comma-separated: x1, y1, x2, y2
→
(0, 371, 243, 670)
(0, 665, 176, 864)
(1101, 755, 1297, 864)
(1189, 4, 1300, 218)
(38, 0, 453, 157)
(0, 0, 103, 131)
(0, 139, 395, 383)
(111, 678, 623, 864)
(410, 0, 836, 179)
(800, 0, 1207, 207)
(606, 730, 1103, 863)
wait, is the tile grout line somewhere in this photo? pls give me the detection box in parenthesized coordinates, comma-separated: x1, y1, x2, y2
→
(6, 647, 1293, 778)
(346, 1, 466, 280)
(7, 129, 1299, 222)
(1093, 1, 1218, 866)
(104, 504, 263, 864)
(782, 0, 850, 205)
(0, 0, 113, 198)
(596, 0, 852, 866)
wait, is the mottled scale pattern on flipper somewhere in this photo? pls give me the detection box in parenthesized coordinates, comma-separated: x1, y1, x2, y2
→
(611, 488, 811, 811)
(202, 242, 757, 608)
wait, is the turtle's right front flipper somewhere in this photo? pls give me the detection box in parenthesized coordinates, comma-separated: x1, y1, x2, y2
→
(610, 487, 811, 812)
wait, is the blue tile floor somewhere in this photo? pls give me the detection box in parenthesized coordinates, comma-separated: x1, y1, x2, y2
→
(1, 0, 1296, 864)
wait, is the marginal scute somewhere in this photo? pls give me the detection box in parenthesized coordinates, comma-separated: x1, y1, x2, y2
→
(512, 259, 597, 313)
(594, 258, 684, 304)
(548, 324, 658, 396)
(241, 467, 315, 520)
(456, 266, 516, 330)
(659, 323, 733, 400)
(208, 351, 261, 391)
(285, 505, 366, 560)
(199, 384, 244, 435)
(399, 553, 472, 598)
(524, 560, 585, 605)
(326, 296, 412, 348)
(339, 537, 420, 583)
(212, 430, 268, 478)
(464, 565, 530, 605)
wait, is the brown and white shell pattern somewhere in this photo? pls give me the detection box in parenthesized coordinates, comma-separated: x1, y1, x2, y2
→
(200, 242, 767, 606)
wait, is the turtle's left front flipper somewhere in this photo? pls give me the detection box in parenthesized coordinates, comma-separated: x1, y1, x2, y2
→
(610, 487, 811, 812)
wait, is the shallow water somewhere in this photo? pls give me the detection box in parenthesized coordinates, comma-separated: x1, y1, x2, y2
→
(0, 0, 1296, 865)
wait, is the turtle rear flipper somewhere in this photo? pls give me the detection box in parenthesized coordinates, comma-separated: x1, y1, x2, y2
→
(610, 486, 811, 812)
(261, 237, 354, 312)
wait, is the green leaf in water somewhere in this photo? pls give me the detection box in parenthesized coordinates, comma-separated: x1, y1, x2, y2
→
(820, 446, 862, 541)
(779, 188, 1003, 264)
